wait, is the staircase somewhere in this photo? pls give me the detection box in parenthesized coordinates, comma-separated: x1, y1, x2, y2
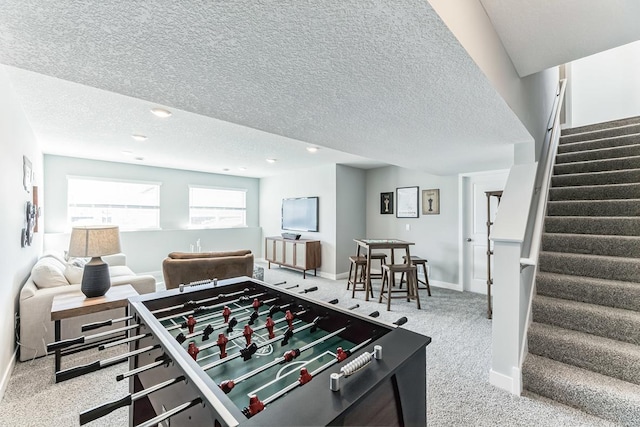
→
(522, 116, 640, 426)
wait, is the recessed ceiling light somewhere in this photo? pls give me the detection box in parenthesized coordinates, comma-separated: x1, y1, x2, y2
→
(132, 134, 148, 142)
(121, 150, 133, 155)
(306, 147, 319, 153)
(238, 167, 247, 171)
(266, 158, 277, 163)
(222, 168, 230, 172)
(134, 156, 144, 161)
(150, 107, 172, 118)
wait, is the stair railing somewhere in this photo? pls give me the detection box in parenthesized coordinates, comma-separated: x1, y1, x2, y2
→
(488, 78, 566, 395)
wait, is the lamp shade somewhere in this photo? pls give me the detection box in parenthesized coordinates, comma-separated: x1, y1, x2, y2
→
(68, 225, 121, 258)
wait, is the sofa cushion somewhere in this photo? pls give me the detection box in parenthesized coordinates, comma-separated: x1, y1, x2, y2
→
(63, 264, 84, 284)
(31, 257, 69, 289)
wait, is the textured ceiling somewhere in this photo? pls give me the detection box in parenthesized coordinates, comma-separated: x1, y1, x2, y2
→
(0, 1, 532, 177)
(480, 0, 640, 77)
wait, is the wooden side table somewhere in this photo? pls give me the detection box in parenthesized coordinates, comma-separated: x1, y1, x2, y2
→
(50, 284, 139, 382)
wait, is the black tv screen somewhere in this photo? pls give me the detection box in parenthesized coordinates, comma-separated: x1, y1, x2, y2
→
(282, 197, 319, 232)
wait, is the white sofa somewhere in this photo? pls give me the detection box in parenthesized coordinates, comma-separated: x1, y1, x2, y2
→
(19, 252, 156, 361)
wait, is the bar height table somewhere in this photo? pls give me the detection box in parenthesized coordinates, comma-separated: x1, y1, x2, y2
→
(353, 239, 414, 301)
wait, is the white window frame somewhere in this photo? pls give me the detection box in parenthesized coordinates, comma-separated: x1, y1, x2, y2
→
(67, 176, 161, 231)
(189, 185, 247, 229)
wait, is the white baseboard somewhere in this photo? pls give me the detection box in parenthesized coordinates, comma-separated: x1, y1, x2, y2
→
(430, 280, 463, 292)
(489, 367, 522, 395)
(0, 349, 17, 403)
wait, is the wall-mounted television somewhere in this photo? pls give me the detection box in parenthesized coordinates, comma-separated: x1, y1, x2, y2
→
(282, 197, 319, 232)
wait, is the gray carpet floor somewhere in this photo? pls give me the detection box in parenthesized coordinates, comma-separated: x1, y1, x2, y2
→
(0, 262, 615, 426)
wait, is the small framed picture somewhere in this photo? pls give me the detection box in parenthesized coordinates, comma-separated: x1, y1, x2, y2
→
(396, 186, 419, 218)
(380, 192, 394, 214)
(422, 189, 440, 215)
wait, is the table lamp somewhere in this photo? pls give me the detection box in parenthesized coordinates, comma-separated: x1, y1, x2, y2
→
(68, 225, 121, 298)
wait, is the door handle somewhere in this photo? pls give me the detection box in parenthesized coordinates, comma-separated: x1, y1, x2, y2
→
(466, 238, 472, 242)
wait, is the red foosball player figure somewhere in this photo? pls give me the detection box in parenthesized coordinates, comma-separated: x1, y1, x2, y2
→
(298, 367, 313, 385)
(219, 380, 235, 394)
(285, 310, 294, 329)
(252, 298, 261, 311)
(243, 324, 254, 346)
(187, 341, 199, 361)
(222, 306, 232, 323)
(265, 317, 276, 339)
(217, 333, 229, 358)
(336, 347, 350, 362)
(242, 395, 265, 418)
(186, 315, 197, 334)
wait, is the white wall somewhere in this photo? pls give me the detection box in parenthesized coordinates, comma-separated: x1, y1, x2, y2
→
(568, 40, 640, 127)
(365, 166, 459, 286)
(43, 155, 261, 274)
(0, 66, 43, 399)
(260, 164, 338, 277)
(428, 0, 559, 162)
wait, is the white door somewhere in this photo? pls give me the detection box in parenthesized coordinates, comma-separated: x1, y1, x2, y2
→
(462, 171, 509, 295)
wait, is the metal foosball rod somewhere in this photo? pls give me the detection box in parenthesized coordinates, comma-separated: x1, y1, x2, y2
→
(135, 397, 203, 427)
(116, 353, 171, 382)
(151, 287, 257, 316)
(219, 323, 348, 393)
(79, 375, 186, 425)
(47, 323, 141, 352)
(156, 290, 268, 321)
(99, 333, 152, 351)
(201, 316, 321, 371)
(56, 344, 161, 382)
(81, 315, 134, 332)
(174, 296, 280, 341)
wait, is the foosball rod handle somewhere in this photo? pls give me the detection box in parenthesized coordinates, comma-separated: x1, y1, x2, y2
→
(393, 317, 408, 326)
(81, 315, 133, 332)
(272, 281, 287, 286)
(368, 311, 380, 318)
(300, 286, 318, 293)
(79, 395, 132, 425)
(327, 299, 339, 304)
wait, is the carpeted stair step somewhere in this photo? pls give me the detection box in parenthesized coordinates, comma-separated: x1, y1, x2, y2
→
(532, 295, 640, 345)
(536, 271, 640, 312)
(551, 168, 640, 187)
(554, 156, 640, 175)
(558, 133, 640, 154)
(548, 182, 640, 201)
(561, 116, 640, 136)
(542, 233, 640, 258)
(546, 200, 640, 217)
(560, 122, 640, 144)
(556, 144, 640, 164)
(538, 251, 640, 282)
(522, 353, 640, 426)
(545, 216, 640, 236)
(528, 322, 640, 386)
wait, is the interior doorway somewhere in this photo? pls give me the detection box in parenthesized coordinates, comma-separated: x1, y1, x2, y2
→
(460, 170, 509, 294)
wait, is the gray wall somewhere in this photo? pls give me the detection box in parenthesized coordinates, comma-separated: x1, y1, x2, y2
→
(335, 165, 367, 275)
(43, 155, 261, 273)
(259, 164, 338, 277)
(365, 166, 460, 285)
(0, 66, 43, 396)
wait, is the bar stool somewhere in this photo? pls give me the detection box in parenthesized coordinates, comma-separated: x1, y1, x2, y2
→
(401, 256, 432, 297)
(379, 264, 420, 311)
(365, 253, 388, 279)
(347, 256, 373, 299)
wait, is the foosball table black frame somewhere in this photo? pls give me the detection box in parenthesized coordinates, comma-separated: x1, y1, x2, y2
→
(91, 276, 431, 426)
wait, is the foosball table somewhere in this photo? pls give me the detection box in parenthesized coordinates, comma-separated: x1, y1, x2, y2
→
(79, 277, 431, 426)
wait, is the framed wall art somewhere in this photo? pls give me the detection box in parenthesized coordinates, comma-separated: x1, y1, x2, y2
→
(422, 188, 440, 215)
(396, 186, 419, 218)
(380, 192, 394, 214)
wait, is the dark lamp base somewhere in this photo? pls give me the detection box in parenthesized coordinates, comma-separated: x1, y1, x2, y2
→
(81, 261, 111, 298)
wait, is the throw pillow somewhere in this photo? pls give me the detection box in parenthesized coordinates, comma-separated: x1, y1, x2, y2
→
(31, 257, 70, 289)
(64, 264, 84, 284)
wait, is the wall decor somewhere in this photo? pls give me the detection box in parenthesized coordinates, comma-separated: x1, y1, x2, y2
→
(21, 201, 36, 247)
(23, 155, 33, 193)
(422, 188, 440, 215)
(380, 192, 394, 214)
(396, 186, 419, 218)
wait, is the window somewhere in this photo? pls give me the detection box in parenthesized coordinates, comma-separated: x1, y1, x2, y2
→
(67, 177, 160, 230)
(189, 186, 246, 228)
